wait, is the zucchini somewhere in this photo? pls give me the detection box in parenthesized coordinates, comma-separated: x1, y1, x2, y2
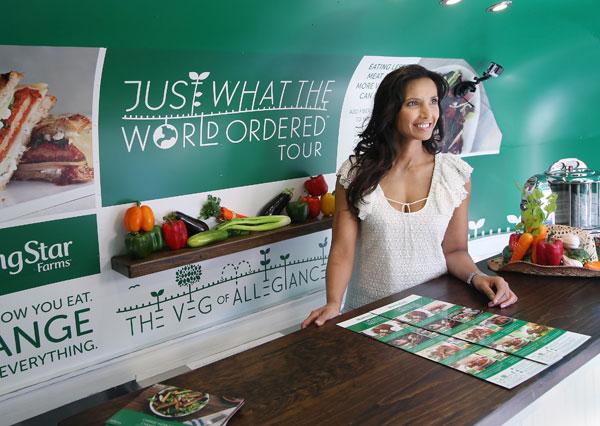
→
(216, 215, 291, 232)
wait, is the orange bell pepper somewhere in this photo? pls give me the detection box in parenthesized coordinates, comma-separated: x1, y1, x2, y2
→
(124, 201, 155, 232)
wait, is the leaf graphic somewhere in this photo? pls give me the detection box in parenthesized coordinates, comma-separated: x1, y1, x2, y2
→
(468, 221, 476, 230)
(150, 291, 157, 297)
(157, 289, 164, 296)
(198, 71, 210, 80)
(476, 218, 485, 228)
(193, 101, 201, 107)
(265, 248, 270, 254)
(507, 214, 520, 224)
(194, 91, 203, 97)
(188, 71, 199, 80)
(260, 259, 271, 266)
(260, 249, 266, 255)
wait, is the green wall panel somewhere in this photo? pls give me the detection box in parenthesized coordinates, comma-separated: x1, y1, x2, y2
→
(3, 0, 599, 233)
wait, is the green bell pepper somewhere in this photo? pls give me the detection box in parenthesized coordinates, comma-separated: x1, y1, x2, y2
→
(286, 200, 309, 223)
(125, 225, 164, 259)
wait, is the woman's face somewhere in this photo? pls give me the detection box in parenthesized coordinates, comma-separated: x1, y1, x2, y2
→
(395, 77, 440, 144)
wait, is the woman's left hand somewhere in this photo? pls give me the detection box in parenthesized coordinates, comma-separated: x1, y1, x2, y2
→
(472, 274, 518, 308)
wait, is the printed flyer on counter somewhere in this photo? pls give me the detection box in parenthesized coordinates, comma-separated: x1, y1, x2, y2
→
(105, 383, 244, 426)
(338, 295, 590, 389)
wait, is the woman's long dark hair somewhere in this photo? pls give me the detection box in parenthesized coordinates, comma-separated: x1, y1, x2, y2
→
(346, 64, 449, 218)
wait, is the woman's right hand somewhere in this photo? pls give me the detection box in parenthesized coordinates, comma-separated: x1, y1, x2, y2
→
(301, 302, 342, 328)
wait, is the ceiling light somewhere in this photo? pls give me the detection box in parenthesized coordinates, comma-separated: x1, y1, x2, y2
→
(487, 1, 512, 13)
(440, 0, 463, 5)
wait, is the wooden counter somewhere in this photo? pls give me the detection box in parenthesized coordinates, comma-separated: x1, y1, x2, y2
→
(60, 264, 599, 426)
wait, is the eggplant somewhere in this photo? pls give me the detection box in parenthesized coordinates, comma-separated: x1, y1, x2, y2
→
(174, 211, 209, 235)
(258, 189, 293, 216)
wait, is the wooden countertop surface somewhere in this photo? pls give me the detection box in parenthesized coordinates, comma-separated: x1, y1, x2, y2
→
(60, 264, 600, 426)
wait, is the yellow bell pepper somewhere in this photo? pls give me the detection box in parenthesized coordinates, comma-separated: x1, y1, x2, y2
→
(320, 192, 335, 217)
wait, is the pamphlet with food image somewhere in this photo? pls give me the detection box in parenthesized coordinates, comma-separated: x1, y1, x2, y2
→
(0, 45, 99, 223)
(339, 294, 590, 388)
(105, 383, 244, 426)
(371, 295, 590, 365)
(338, 311, 548, 389)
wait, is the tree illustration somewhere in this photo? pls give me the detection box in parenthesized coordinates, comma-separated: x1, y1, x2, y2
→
(176, 264, 202, 302)
(150, 289, 165, 312)
(260, 248, 271, 282)
(318, 237, 329, 265)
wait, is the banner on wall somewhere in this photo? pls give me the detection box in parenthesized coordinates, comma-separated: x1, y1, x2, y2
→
(0, 215, 100, 296)
(99, 50, 358, 207)
(337, 56, 503, 168)
(0, 45, 101, 224)
(0, 231, 328, 395)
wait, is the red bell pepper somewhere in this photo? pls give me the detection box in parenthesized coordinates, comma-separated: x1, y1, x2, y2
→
(301, 195, 321, 219)
(304, 175, 328, 197)
(509, 233, 520, 251)
(162, 215, 188, 250)
(535, 239, 563, 266)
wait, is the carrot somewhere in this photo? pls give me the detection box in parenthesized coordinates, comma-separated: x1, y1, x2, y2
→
(511, 232, 534, 262)
(583, 261, 600, 271)
(220, 207, 247, 221)
(530, 225, 548, 264)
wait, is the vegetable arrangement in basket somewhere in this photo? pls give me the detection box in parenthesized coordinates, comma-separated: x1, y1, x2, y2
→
(500, 184, 598, 269)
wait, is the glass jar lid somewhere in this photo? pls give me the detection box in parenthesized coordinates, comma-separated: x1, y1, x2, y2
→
(546, 167, 600, 183)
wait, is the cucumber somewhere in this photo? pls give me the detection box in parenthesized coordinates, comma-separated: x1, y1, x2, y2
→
(187, 229, 229, 248)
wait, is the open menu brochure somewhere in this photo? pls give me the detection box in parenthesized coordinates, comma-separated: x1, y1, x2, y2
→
(105, 383, 244, 426)
(338, 294, 590, 389)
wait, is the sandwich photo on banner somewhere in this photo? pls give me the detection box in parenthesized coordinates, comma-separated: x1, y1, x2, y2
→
(0, 45, 99, 223)
(0, 71, 56, 189)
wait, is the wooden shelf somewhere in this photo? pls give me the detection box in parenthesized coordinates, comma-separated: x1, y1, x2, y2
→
(111, 216, 333, 278)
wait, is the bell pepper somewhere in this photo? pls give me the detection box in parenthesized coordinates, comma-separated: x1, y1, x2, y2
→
(286, 200, 309, 223)
(304, 175, 328, 197)
(535, 239, 563, 266)
(125, 226, 164, 259)
(162, 215, 188, 250)
(508, 233, 520, 251)
(124, 201, 155, 232)
(320, 192, 335, 217)
(301, 195, 321, 219)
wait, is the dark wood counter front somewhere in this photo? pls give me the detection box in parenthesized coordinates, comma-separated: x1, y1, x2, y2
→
(60, 265, 600, 426)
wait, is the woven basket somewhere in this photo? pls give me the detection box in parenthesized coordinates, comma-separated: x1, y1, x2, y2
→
(487, 256, 600, 278)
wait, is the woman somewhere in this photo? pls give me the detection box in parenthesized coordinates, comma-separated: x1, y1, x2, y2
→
(302, 64, 517, 328)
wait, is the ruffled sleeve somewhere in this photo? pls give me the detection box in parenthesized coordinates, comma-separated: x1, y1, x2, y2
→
(336, 157, 356, 190)
(336, 156, 376, 220)
(434, 153, 473, 213)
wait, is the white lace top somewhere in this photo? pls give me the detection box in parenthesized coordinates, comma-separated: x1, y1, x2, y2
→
(337, 152, 473, 311)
